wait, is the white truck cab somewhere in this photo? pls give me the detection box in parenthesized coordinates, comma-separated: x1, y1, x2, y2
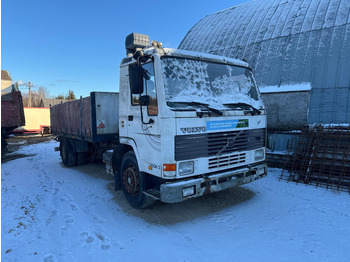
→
(110, 33, 267, 207)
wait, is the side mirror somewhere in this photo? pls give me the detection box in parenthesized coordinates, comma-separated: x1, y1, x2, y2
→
(129, 63, 144, 94)
(139, 95, 150, 106)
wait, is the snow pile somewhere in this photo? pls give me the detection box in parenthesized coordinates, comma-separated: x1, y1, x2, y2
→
(259, 82, 312, 93)
(2, 140, 350, 261)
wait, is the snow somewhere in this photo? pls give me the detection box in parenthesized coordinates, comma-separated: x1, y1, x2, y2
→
(162, 57, 263, 110)
(259, 82, 312, 93)
(2, 139, 350, 261)
(180, 0, 349, 52)
(160, 48, 249, 68)
(266, 149, 289, 155)
(309, 123, 350, 128)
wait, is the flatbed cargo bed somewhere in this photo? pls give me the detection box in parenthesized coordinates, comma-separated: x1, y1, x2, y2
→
(50, 92, 119, 142)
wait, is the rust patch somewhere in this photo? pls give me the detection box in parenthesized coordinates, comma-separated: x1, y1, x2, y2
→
(203, 180, 211, 195)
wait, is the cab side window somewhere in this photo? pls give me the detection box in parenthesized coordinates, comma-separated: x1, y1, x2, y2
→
(131, 62, 158, 116)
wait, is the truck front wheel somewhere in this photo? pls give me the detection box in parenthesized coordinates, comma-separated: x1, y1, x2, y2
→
(60, 139, 77, 167)
(121, 152, 155, 209)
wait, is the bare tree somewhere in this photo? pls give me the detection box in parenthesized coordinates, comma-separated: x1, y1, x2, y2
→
(22, 86, 51, 107)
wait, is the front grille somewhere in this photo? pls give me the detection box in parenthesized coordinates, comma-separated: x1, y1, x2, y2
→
(208, 152, 246, 169)
(175, 128, 265, 161)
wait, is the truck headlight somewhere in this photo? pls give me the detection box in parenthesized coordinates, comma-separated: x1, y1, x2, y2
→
(179, 161, 194, 176)
(255, 149, 265, 161)
(257, 167, 265, 176)
(183, 186, 195, 197)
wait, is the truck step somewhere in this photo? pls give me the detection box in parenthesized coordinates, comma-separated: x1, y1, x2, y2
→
(143, 189, 160, 200)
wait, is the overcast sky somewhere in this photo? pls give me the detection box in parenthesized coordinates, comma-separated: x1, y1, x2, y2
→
(2, 0, 251, 97)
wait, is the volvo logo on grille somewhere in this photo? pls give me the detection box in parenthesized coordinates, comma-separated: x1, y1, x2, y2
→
(216, 130, 243, 157)
(227, 137, 235, 147)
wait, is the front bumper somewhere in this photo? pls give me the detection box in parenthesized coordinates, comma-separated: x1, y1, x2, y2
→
(159, 163, 267, 203)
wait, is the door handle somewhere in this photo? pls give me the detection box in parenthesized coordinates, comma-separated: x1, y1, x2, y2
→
(128, 115, 133, 121)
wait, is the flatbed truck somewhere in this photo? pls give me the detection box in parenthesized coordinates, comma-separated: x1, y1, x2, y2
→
(50, 33, 267, 209)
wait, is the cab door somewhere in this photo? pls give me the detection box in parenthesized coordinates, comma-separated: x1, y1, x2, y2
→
(128, 61, 161, 174)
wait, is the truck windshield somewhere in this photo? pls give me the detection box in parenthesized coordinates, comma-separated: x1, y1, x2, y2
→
(161, 57, 263, 110)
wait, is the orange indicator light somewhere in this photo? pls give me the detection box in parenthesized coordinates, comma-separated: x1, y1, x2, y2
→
(163, 164, 176, 171)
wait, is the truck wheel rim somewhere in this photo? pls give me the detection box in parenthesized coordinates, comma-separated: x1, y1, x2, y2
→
(123, 166, 140, 197)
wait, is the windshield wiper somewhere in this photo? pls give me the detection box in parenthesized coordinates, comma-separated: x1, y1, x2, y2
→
(188, 101, 223, 116)
(224, 102, 261, 115)
(167, 101, 223, 116)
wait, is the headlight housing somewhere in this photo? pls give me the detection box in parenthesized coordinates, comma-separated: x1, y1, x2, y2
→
(183, 186, 195, 197)
(179, 161, 194, 176)
(254, 149, 265, 161)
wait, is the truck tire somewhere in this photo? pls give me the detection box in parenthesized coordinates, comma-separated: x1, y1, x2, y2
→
(61, 139, 77, 167)
(121, 151, 155, 209)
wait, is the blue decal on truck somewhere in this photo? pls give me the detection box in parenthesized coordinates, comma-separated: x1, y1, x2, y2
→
(206, 119, 249, 131)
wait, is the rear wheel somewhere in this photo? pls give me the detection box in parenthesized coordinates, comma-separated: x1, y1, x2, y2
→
(60, 139, 77, 167)
(121, 151, 155, 209)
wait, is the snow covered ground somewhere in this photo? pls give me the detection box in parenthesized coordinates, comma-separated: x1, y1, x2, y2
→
(2, 139, 350, 262)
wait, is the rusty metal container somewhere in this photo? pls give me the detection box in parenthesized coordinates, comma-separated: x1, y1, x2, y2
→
(1, 85, 25, 132)
(50, 92, 119, 142)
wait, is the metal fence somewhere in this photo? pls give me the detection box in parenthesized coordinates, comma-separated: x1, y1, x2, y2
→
(280, 125, 350, 193)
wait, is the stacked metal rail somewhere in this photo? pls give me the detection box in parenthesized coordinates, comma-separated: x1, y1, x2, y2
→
(280, 125, 350, 193)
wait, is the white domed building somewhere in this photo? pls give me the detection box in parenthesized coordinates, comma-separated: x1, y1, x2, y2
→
(179, 0, 350, 131)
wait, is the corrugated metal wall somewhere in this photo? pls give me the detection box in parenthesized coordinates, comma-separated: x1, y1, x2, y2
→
(179, 0, 350, 125)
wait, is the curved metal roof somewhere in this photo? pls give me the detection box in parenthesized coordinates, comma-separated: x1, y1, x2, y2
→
(179, 0, 350, 124)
